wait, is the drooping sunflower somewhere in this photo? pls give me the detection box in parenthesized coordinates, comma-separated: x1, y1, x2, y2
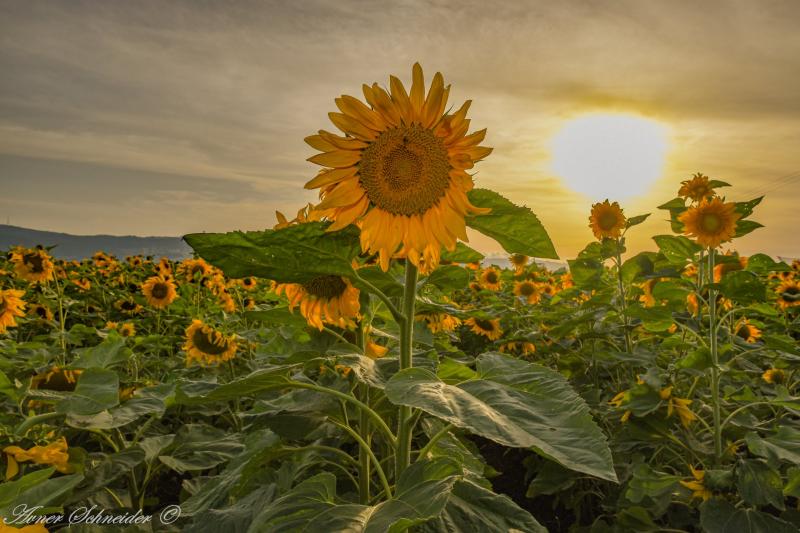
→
(141, 275, 178, 309)
(762, 368, 786, 384)
(71, 278, 91, 291)
(589, 200, 626, 240)
(10, 247, 55, 283)
(415, 312, 462, 333)
(305, 63, 492, 273)
(678, 173, 716, 203)
(680, 466, 712, 501)
(734, 319, 761, 343)
(713, 255, 747, 282)
(4, 437, 73, 479)
(28, 303, 53, 321)
(30, 366, 82, 391)
(183, 319, 237, 366)
(115, 299, 143, 315)
(275, 276, 360, 330)
(177, 258, 214, 283)
(775, 280, 800, 310)
(479, 267, 502, 291)
(464, 317, 503, 340)
(0, 289, 26, 333)
(498, 340, 536, 357)
(509, 254, 529, 275)
(678, 197, 740, 249)
(513, 280, 541, 304)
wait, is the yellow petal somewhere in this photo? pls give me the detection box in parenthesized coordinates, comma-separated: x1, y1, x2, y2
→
(316, 179, 365, 210)
(328, 112, 377, 141)
(304, 134, 336, 152)
(336, 95, 385, 131)
(422, 72, 445, 127)
(390, 75, 414, 124)
(305, 166, 358, 190)
(307, 150, 362, 168)
(409, 62, 425, 118)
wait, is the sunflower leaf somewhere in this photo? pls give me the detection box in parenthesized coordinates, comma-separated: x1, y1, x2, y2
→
(441, 242, 484, 263)
(465, 189, 558, 259)
(183, 223, 361, 284)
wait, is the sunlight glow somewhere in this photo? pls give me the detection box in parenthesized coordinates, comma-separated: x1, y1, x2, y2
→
(550, 114, 669, 200)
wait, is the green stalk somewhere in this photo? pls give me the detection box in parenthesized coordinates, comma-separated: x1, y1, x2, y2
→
(614, 242, 633, 353)
(396, 261, 419, 476)
(354, 324, 371, 504)
(708, 249, 723, 463)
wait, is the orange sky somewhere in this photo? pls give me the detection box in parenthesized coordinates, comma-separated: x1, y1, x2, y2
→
(1, 1, 798, 259)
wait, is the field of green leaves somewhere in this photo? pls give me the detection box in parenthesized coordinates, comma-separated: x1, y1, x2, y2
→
(1, 62, 799, 532)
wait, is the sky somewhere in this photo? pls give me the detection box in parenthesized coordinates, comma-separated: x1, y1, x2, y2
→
(1, 0, 799, 260)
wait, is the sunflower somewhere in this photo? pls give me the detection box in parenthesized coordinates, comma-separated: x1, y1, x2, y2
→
(682, 264, 698, 279)
(680, 466, 712, 501)
(119, 323, 136, 337)
(30, 367, 82, 391)
(177, 258, 213, 283)
(560, 272, 574, 289)
(713, 255, 747, 282)
(762, 368, 786, 384)
(479, 267, 502, 291)
(639, 279, 660, 308)
(686, 293, 700, 315)
(415, 312, 462, 333)
(734, 319, 761, 343)
(0, 289, 26, 333)
(659, 386, 697, 428)
(275, 276, 360, 330)
(240, 277, 257, 291)
(509, 254, 528, 275)
(72, 278, 91, 291)
(464, 317, 503, 340)
(115, 299, 142, 315)
(141, 275, 178, 309)
(243, 297, 256, 310)
(4, 437, 72, 479)
(588, 200, 626, 240)
(183, 320, 237, 366)
(304, 63, 492, 273)
(775, 280, 800, 310)
(499, 340, 536, 357)
(27, 303, 53, 321)
(678, 197, 740, 249)
(513, 280, 541, 304)
(10, 248, 54, 283)
(678, 173, 716, 203)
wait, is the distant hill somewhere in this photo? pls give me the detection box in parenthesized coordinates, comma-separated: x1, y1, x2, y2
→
(0, 225, 192, 260)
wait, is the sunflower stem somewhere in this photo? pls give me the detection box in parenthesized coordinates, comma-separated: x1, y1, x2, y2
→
(707, 249, 723, 464)
(614, 241, 633, 354)
(396, 261, 418, 477)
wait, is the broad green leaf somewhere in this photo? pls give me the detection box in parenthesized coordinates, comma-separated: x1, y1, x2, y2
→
(526, 460, 577, 497)
(71, 333, 131, 369)
(746, 428, 800, 467)
(158, 424, 244, 473)
(676, 347, 712, 371)
(206, 367, 296, 401)
(719, 270, 766, 304)
(352, 265, 404, 297)
(305, 459, 461, 533)
(785, 467, 800, 498)
(245, 306, 310, 329)
(567, 258, 603, 289)
(625, 463, 681, 504)
(625, 213, 651, 229)
(55, 368, 119, 416)
(735, 196, 764, 219)
(385, 353, 617, 482)
(441, 242, 484, 263)
(0, 468, 84, 518)
(424, 265, 470, 291)
(621, 252, 659, 283)
(466, 189, 558, 259)
(736, 459, 785, 510)
(624, 304, 674, 332)
(248, 472, 337, 532)
(652, 235, 701, 264)
(184, 222, 361, 284)
(67, 447, 145, 504)
(735, 219, 764, 238)
(0, 370, 17, 402)
(700, 499, 796, 533)
(419, 479, 547, 533)
(746, 254, 791, 274)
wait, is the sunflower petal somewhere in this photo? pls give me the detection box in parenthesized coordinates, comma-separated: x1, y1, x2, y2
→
(307, 150, 361, 168)
(409, 62, 425, 119)
(328, 112, 377, 141)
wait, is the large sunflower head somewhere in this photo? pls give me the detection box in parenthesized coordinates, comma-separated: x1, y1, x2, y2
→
(0, 288, 26, 333)
(678, 197, 740, 249)
(183, 319, 237, 366)
(304, 63, 492, 273)
(141, 275, 178, 309)
(479, 267, 502, 291)
(513, 280, 541, 304)
(275, 275, 360, 330)
(678, 173, 716, 203)
(10, 247, 55, 283)
(775, 280, 800, 310)
(464, 317, 503, 340)
(589, 200, 626, 240)
(177, 258, 214, 284)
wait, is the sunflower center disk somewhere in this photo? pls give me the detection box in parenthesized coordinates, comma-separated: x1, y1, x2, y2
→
(24, 253, 44, 272)
(599, 212, 619, 231)
(302, 275, 347, 299)
(486, 272, 499, 283)
(475, 319, 495, 331)
(702, 214, 721, 232)
(359, 125, 451, 216)
(151, 283, 169, 299)
(192, 329, 229, 355)
(520, 283, 536, 296)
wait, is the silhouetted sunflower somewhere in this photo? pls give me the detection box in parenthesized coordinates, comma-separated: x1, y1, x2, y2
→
(589, 200, 626, 240)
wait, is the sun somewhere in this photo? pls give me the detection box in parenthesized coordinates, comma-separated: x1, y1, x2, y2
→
(550, 114, 669, 200)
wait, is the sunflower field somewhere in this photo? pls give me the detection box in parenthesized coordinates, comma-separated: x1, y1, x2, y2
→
(1, 64, 799, 533)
